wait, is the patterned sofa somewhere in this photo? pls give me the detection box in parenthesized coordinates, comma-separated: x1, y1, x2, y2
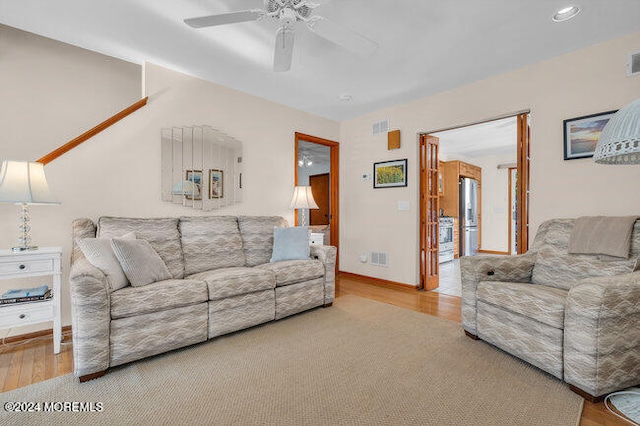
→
(461, 218, 640, 401)
(69, 216, 336, 382)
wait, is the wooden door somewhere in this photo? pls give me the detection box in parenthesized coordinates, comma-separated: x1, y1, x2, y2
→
(309, 173, 330, 225)
(419, 134, 439, 290)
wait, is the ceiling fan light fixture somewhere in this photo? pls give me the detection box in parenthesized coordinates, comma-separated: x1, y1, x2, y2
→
(552, 5, 581, 22)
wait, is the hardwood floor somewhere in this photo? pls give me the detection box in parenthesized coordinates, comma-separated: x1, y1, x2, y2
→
(0, 274, 630, 425)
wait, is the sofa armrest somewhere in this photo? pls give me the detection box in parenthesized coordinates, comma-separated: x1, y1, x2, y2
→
(564, 271, 640, 398)
(311, 245, 337, 305)
(69, 258, 111, 378)
(460, 253, 536, 335)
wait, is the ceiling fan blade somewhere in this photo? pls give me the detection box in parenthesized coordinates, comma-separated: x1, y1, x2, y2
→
(273, 27, 295, 72)
(184, 10, 262, 28)
(308, 16, 378, 56)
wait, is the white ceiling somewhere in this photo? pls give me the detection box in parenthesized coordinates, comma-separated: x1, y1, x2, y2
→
(1, 0, 639, 121)
(434, 116, 517, 158)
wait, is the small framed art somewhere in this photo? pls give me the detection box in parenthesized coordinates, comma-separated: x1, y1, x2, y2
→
(185, 170, 203, 200)
(209, 169, 223, 199)
(563, 110, 617, 160)
(373, 159, 407, 188)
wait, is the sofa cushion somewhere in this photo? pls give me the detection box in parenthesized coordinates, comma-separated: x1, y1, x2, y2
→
(532, 218, 640, 258)
(179, 216, 245, 275)
(187, 267, 276, 300)
(255, 259, 324, 287)
(238, 216, 288, 266)
(112, 238, 172, 287)
(532, 248, 638, 290)
(110, 278, 208, 319)
(270, 226, 310, 262)
(477, 281, 568, 329)
(97, 217, 185, 279)
(77, 232, 136, 291)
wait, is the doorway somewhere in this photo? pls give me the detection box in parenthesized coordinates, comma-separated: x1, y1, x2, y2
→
(294, 132, 340, 262)
(419, 112, 530, 294)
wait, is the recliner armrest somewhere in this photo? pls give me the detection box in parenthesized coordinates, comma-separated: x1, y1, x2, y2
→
(69, 259, 111, 378)
(310, 245, 337, 305)
(460, 253, 537, 335)
(310, 245, 336, 265)
(564, 271, 640, 397)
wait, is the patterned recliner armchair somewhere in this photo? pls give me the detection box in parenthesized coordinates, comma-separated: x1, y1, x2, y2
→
(460, 218, 640, 401)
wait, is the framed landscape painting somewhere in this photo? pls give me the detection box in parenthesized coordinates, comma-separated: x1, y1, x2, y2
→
(563, 110, 617, 160)
(209, 169, 223, 199)
(373, 159, 407, 188)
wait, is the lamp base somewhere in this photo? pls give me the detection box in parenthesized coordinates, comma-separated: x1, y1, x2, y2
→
(12, 245, 38, 252)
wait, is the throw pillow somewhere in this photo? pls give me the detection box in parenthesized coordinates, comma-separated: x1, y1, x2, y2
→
(270, 226, 310, 262)
(111, 238, 172, 287)
(77, 232, 136, 291)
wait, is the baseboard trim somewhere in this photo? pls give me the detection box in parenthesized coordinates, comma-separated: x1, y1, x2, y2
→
(338, 271, 418, 291)
(478, 250, 509, 255)
(0, 325, 72, 347)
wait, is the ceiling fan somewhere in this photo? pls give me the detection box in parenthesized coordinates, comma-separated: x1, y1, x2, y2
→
(184, 0, 378, 72)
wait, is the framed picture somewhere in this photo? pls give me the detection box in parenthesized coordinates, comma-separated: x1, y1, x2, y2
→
(563, 110, 617, 160)
(373, 159, 407, 188)
(185, 170, 203, 200)
(209, 169, 223, 199)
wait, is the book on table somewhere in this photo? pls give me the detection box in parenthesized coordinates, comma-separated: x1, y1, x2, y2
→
(0, 287, 52, 306)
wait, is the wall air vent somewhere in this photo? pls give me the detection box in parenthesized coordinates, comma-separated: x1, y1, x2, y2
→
(628, 50, 640, 77)
(370, 251, 388, 267)
(372, 119, 390, 136)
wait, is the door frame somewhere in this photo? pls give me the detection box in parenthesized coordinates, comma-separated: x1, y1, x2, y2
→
(419, 110, 531, 285)
(294, 132, 340, 262)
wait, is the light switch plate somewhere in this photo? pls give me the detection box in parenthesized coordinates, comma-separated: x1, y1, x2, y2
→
(398, 201, 410, 211)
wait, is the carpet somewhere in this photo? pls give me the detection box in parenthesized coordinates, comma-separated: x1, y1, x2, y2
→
(0, 295, 583, 425)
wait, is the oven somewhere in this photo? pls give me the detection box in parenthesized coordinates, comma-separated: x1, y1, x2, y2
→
(439, 217, 455, 263)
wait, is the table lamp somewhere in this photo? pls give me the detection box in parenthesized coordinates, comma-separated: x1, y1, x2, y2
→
(0, 160, 60, 251)
(290, 186, 319, 226)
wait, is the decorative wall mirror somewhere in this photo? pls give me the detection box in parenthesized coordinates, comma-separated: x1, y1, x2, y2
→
(161, 125, 243, 210)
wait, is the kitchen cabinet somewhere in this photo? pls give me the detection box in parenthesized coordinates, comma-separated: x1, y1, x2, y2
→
(439, 160, 482, 253)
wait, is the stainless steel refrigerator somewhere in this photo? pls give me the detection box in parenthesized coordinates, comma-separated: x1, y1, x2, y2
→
(459, 177, 479, 256)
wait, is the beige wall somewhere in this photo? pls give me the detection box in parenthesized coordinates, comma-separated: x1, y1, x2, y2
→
(0, 26, 339, 335)
(339, 32, 640, 286)
(474, 153, 516, 253)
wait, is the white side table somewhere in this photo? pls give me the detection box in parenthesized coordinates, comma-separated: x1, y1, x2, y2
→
(0, 247, 62, 353)
(310, 233, 324, 246)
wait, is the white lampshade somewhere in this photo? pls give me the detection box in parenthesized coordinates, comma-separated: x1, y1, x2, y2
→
(0, 160, 59, 204)
(593, 98, 640, 164)
(172, 180, 200, 197)
(290, 186, 319, 209)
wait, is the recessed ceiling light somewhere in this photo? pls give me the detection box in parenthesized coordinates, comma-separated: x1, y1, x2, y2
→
(338, 94, 353, 102)
(552, 5, 581, 22)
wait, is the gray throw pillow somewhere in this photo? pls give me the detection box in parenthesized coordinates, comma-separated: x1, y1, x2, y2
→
(111, 238, 172, 287)
(270, 226, 310, 262)
(77, 232, 136, 291)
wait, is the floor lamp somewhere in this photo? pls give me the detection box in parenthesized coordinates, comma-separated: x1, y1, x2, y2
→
(594, 97, 640, 164)
(0, 161, 60, 251)
(290, 186, 319, 227)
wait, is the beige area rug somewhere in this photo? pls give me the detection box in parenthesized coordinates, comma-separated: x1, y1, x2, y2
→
(0, 295, 583, 425)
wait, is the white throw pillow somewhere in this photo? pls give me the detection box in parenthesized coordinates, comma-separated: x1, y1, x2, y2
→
(111, 238, 172, 287)
(77, 232, 136, 291)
